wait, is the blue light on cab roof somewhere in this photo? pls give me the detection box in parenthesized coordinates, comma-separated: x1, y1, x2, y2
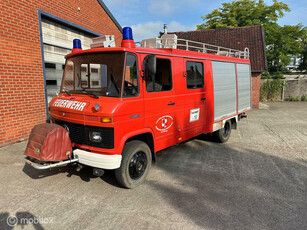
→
(123, 27, 133, 40)
(73, 39, 82, 49)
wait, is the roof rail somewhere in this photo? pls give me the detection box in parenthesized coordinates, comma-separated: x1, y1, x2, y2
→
(139, 37, 250, 59)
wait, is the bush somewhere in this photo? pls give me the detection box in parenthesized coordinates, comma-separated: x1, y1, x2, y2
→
(301, 95, 307, 101)
(260, 79, 285, 101)
(261, 72, 271, 79)
(287, 95, 307, 101)
(295, 96, 300, 101)
(287, 96, 294, 101)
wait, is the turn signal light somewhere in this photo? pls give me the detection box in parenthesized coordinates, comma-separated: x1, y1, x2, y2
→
(101, 117, 113, 123)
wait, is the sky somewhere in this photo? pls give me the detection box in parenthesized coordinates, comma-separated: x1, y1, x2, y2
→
(103, 0, 307, 41)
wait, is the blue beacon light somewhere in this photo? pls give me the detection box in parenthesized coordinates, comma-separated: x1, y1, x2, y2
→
(123, 27, 133, 40)
(72, 39, 82, 52)
(121, 27, 135, 48)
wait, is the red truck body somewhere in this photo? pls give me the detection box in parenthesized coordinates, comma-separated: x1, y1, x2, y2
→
(49, 47, 250, 155)
(26, 27, 251, 188)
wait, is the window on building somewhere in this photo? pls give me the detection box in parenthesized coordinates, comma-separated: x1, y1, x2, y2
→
(46, 80, 57, 85)
(146, 58, 172, 92)
(79, 63, 108, 89)
(186, 61, 204, 89)
(123, 53, 138, 97)
(45, 63, 56, 69)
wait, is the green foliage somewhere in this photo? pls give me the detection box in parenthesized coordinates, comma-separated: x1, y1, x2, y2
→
(261, 71, 271, 79)
(266, 24, 307, 73)
(287, 96, 301, 101)
(301, 95, 307, 101)
(286, 95, 307, 101)
(298, 46, 307, 73)
(197, 0, 289, 30)
(262, 71, 284, 79)
(260, 79, 284, 101)
(197, 0, 307, 74)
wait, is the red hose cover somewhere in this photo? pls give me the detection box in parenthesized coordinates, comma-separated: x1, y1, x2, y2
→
(24, 123, 72, 162)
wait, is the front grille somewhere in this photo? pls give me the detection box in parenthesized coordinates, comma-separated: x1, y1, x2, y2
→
(54, 120, 114, 149)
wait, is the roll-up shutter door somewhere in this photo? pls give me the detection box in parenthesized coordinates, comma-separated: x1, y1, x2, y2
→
(41, 18, 95, 102)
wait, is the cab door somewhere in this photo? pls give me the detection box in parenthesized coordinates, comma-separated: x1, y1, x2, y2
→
(184, 60, 206, 138)
(143, 55, 177, 151)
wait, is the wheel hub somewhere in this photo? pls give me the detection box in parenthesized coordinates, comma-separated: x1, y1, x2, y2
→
(129, 151, 147, 180)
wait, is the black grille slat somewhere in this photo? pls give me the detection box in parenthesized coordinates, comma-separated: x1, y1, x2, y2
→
(54, 120, 114, 149)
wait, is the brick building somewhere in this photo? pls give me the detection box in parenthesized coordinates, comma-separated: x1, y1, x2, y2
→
(172, 25, 267, 108)
(0, 0, 122, 147)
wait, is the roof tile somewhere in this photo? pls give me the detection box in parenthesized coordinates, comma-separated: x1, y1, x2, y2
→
(172, 25, 267, 72)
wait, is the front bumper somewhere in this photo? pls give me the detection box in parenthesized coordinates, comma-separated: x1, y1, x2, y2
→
(25, 149, 122, 170)
(73, 149, 122, 169)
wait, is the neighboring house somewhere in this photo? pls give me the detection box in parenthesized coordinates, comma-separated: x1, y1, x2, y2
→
(170, 25, 267, 109)
(0, 0, 122, 147)
(286, 55, 302, 72)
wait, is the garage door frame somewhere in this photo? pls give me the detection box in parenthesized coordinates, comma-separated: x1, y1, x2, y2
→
(38, 10, 102, 121)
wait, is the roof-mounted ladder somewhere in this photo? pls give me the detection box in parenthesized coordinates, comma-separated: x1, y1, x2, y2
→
(139, 37, 250, 59)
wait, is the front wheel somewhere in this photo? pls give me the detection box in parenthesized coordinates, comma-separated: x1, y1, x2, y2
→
(115, 140, 152, 188)
(213, 120, 232, 143)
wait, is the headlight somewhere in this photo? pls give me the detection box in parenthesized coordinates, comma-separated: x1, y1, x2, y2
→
(89, 131, 102, 142)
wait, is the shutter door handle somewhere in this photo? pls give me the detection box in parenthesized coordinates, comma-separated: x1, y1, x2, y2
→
(201, 97, 206, 100)
(167, 102, 175, 106)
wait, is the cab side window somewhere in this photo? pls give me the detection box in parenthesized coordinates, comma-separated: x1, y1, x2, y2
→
(186, 61, 204, 89)
(123, 53, 138, 97)
(146, 58, 172, 92)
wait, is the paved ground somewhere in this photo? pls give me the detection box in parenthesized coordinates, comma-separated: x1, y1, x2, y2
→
(0, 102, 306, 230)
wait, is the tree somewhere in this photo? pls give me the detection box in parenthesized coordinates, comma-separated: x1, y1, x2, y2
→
(265, 24, 306, 73)
(197, 0, 289, 30)
(298, 40, 307, 73)
(197, 0, 306, 75)
(298, 50, 307, 73)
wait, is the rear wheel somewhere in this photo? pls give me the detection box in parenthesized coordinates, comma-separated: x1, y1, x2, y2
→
(115, 140, 152, 188)
(213, 120, 232, 143)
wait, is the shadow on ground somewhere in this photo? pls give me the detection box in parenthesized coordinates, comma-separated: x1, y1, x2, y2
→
(20, 133, 307, 229)
(0, 211, 45, 230)
(148, 135, 307, 230)
(22, 162, 119, 187)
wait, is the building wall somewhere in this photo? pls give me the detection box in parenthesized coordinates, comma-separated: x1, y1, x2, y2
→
(0, 0, 122, 147)
(283, 79, 307, 100)
(251, 72, 261, 108)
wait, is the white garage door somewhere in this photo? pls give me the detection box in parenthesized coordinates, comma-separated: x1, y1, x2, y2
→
(42, 18, 96, 102)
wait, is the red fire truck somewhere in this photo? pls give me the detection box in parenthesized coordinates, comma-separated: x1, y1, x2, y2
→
(25, 27, 251, 188)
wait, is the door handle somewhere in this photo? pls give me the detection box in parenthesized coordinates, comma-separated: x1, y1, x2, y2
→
(201, 97, 206, 100)
(167, 102, 175, 106)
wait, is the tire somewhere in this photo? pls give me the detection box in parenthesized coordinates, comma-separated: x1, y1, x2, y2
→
(115, 140, 152, 188)
(213, 120, 232, 143)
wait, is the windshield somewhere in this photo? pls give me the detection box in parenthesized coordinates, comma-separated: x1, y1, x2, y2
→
(61, 52, 126, 97)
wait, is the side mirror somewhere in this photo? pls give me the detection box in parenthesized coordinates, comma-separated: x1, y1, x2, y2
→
(144, 55, 156, 77)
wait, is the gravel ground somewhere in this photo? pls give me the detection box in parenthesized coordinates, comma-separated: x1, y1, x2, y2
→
(0, 102, 306, 230)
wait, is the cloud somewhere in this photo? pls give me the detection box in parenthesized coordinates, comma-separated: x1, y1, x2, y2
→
(148, 1, 174, 16)
(131, 21, 195, 41)
(148, 0, 201, 16)
(131, 21, 163, 41)
(168, 21, 196, 32)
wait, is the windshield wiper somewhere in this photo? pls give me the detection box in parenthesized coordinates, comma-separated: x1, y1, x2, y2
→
(83, 90, 100, 99)
(63, 90, 71, 96)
